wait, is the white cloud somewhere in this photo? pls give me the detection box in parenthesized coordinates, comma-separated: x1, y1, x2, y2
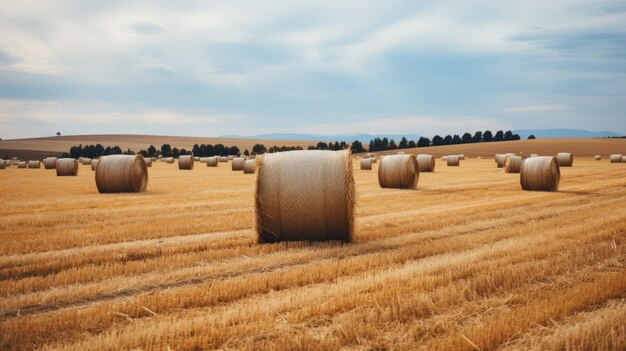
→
(504, 104, 572, 112)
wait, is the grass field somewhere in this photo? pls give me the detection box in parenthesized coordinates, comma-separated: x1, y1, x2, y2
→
(1, 142, 626, 350)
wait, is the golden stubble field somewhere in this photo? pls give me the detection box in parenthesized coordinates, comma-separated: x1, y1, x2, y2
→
(1, 154, 625, 350)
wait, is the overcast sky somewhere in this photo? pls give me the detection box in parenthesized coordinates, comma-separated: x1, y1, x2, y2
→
(1, 0, 625, 139)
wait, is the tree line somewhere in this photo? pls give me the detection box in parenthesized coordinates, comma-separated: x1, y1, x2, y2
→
(369, 130, 526, 152)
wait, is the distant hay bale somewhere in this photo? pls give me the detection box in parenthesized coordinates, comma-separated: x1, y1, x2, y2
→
(495, 154, 506, 168)
(458, 154, 465, 160)
(12, 160, 19, 166)
(255, 150, 354, 243)
(91, 159, 99, 171)
(243, 159, 257, 174)
(441, 156, 448, 161)
(228, 155, 234, 161)
(623, 156, 626, 163)
(178, 155, 194, 170)
(56, 158, 79, 176)
(609, 154, 623, 163)
(360, 158, 372, 170)
(416, 154, 435, 172)
(80, 158, 91, 165)
(529, 154, 539, 158)
(447, 155, 460, 166)
(397, 151, 405, 154)
(95, 155, 148, 193)
(556, 152, 573, 167)
(232, 157, 244, 171)
(520, 156, 560, 192)
(0, 161, 5, 169)
(28, 160, 41, 169)
(219, 156, 229, 162)
(194, 156, 200, 161)
(199, 157, 209, 163)
(18, 161, 27, 168)
(371, 157, 377, 164)
(207, 157, 218, 167)
(143, 157, 152, 167)
(378, 154, 419, 189)
(43, 157, 58, 169)
(594, 155, 601, 160)
(367, 153, 376, 158)
(165, 157, 174, 164)
(504, 156, 523, 173)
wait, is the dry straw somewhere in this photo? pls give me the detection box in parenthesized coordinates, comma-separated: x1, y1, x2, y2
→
(504, 155, 523, 173)
(95, 155, 148, 193)
(91, 159, 99, 171)
(232, 157, 244, 171)
(556, 152, 573, 167)
(416, 154, 435, 172)
(143, 157, 152, 167)
(43, 157, 58, 169)
(178, 155, 194, 170)
(255, 149, 354, 243)
(609, 154, 623, 163)
(447, 155, 460, 166)
(28, 160, 41, 169)
(207, 157, 218, 167)
(520, 156, 560, 192)
(595, 155, 601, 160)
(623, 156, 626, 163)
(360, 158, 372, 170)
(56, 158, 79, 176)
(243, 159, 257, 174)
(529, 154, 539, 158)
(17, 161, 27, 168)
(378, 154, 419, 189)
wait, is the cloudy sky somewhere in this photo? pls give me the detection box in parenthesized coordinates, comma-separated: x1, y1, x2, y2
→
(1, 0, 625, 139)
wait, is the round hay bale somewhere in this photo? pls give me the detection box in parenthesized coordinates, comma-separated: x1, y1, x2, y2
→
(28, 160, 41, 169)
(367, 153, 376, 158)
(529, 154, 539, 158)
(360, 158, 372, 170)
(504, 156, 523, 173)
(495, 154, 506, 168)
(623, 156, 626, 163)
(458, 154, 465, 160)
(255, 150, 354, 243)
(95, 155, 148, 193)
(219, 156, 228, 162)
(609, 154, 623, 163)
(371, 157, 377, 164)
(232, 157, 244, 171)
(91, 159, 99, 171)
(594, 155, 601, 160)
(43, 157, 58, 169)
(397, 151, 405, 154)
(143, 157, 152, 167)
(441, 156, 448, 162)
(56, 158, 79, 176)
(447, 155, 460, 166)
(166, 157, 174, 164)
(0, 161, 6, 169)
(18, 161, 27, 168)
(556, 152, 573, 167)
(378, 154, 419, 189)
(243, 159, 257, 174)
(416, 154, 435, 172)
(227, 155, 234, 161)
(520, 156, 560, 192)
(81, 158, 92, 165)
(207, 157, 218, 167)
(194, 156, 200, 161)
(178, 155, 194, 170)
(199, 157, 209, 164)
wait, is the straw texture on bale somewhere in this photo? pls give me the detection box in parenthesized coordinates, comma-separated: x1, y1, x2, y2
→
(595, 155, 601, 160)
(232, 157, 244, 171)
(165, 157, 174, 164)
(416, 154, 435, 172)
(495, 154, 506, 168)
(227, 155, 234, 161)
(255, 150, 354, 243)
(178, 155, 194, 170)
(609, 154, 623, 163)
(56, 158, 79, 176)
(520, 156, 560, 192)
(378, 154, 419, 189)
(199, 157, 209, 164)
(243, 159, 257, 174)
(459, 154, 465, 160)
(504, 156, 523, 173)
(91, 159, 98, 171)
(95, 155, 148, 193)
(447, 155, 460, 166)
(556, 152, 573, 167)
(80, 158, 91, 165)
(28, 160, 41, 169)
(219, 156, 228, 162)
(18, 161, 27, 168)
(143, 158, 152, 167)
(530, 154, 539, 158)
(43, 157, 58, 169)
(360, 158, 372, 170)
(206, 157, 218, 167)
(623, 156, 626, 163)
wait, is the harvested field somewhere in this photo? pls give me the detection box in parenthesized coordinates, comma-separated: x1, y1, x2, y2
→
(1, 143, 625, 350)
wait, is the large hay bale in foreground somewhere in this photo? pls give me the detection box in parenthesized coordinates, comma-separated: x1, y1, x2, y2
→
(91, 159, 99, 171)
(495, 154, 506, 168)
(520, 156, 560, 192)
(28, 161, 41, 169)
(255, 150, 354, 243)
(378, 154, 419, 189)
(207, 157, 218, 167)
(243, 159, 257, 174)
(232, 157, 244, 171)
(360, 158, 372, 170)
(609, 154, 623, 163)
(595, 155, 601, 160)
(95, 155, 148, 193)
(556, 152, 573, 167)
(43, 157, 58, 169)
(416, 154, 435, 172)
(143, 158, 152, 167)
(56, 158, 79, 176)
(178, 155, 194, 170)
(447, 155, 460, 166)
(504, 156, 523, 173)
(17, 161, 27, 168)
